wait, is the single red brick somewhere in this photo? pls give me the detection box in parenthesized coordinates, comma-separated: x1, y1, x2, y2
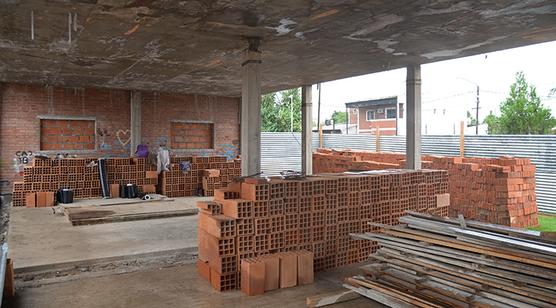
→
(297, 250, 314, 285)
(196, 260, 211, 283)
(278, 252, 297, 288)
(240, 258, 265, 296)
(259, 255, 279, 291)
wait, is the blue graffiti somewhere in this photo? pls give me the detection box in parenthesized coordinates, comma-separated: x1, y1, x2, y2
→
(218, 143, 239, 160)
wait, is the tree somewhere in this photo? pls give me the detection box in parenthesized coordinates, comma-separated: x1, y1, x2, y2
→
(484, 71, 556, 134)
(466, 111, 477, 127)
(261, 88, 302, 132)
(331, 110, 347, 124)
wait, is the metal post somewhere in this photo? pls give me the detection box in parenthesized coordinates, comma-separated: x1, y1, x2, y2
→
(406, 65, 422, 170)
(475, 85, 480, 135)
(290, 96, 294, 132)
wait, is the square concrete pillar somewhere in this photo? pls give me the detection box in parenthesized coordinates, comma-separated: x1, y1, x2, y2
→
(130, 90, 142, 156)
(406, 65, 422, 170)
(301, 85, 313, 175)
(241, 49, 262, 176)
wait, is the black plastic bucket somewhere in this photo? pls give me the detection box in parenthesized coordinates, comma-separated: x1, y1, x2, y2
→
(120, 183, 138, 198)
(57, 188, 74, 204)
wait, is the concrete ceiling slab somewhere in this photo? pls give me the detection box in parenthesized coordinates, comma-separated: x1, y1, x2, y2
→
(0, 0, 555, 97)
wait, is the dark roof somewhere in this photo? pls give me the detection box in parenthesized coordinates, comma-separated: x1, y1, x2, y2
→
(345, 96, 398, 108)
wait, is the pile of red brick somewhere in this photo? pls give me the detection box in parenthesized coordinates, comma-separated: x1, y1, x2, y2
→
(12, 157, 158, 207)
(12, 156, 241, 206)
(160, 156, 241, 197)
(197, 170, 449, 292)
(313, 149, 538, 228)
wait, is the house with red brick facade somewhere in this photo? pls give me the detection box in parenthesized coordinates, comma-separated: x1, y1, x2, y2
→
(346, 96, 403, 136)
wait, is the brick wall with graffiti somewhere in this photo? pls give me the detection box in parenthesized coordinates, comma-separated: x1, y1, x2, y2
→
(141, 92, 240, 160)
(0, 84, 131, 193)
(0, 83, 241, 193)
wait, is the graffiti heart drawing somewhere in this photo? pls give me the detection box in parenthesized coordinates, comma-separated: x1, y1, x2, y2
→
(116, 129, 132, 148)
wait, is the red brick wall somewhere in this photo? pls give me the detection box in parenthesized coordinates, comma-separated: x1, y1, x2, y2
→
(40, 119, 96, 150)
(170, 122, 214, 149)
(141, 92, 240, 158)
(348, 106, 398, 135)
(1, 84, 241, 193)
(0, 83, 130, 193)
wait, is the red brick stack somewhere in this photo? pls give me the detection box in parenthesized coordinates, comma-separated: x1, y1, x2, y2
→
(313, 149, 539, 228)
(428, 156, 538, 228)
(105, 157, 158, 187)
(12, 157, 158, 206)
(197, 171, 449, 292)
(159, 156, 241, 197)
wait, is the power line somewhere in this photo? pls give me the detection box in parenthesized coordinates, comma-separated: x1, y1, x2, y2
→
(421, 91, 475, 104)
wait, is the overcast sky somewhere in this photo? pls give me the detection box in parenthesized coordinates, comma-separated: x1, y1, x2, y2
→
(313, 40, 556, 134)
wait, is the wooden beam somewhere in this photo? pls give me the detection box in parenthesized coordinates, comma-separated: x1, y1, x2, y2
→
(459, 120, 464, 157)
(375, 128, 381, 153)
(319, 124, 323, 148)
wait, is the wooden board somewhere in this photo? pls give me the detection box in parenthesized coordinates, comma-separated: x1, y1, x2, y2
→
(346, 213, 556, 307)
(3, 258, 15, 298)
(65, 202, 198, 226)
(306, 290, 360, 307)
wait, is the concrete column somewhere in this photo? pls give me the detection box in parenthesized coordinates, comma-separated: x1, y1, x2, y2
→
(406, 65, 422, 169)
(240, 41, 262, 176)
(301, 85, 313, 175)
(130, 90, 142, 156)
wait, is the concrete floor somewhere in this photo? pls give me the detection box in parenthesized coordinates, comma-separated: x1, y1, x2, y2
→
(5, 262, 381, 308)
(8, 197, 208, 269)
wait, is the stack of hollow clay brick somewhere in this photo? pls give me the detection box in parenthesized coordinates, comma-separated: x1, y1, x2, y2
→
(197, 170, 449, 292)
(12, 157, 158, 207)
(313, 149, 538, 228)
(159, 156, 241, 197)
(239, 250, 314, 296)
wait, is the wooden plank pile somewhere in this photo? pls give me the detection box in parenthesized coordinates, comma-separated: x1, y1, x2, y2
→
(346, 212, 556, 307)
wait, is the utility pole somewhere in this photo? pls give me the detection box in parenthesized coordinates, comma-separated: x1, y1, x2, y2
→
(457, 77, 481, 135)
(317, 83, 322, 129)
(472, 85, 480, 135)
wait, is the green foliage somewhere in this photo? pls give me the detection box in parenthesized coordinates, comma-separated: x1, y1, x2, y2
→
(331, 110, 347, 124)
(484, 72, 556, 134)
(466, 111, 477, 127)
(261, 88, 302, 132)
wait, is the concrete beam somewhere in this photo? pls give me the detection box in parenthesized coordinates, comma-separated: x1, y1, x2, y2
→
(130, 91, 142, 156)
(406, 65, 422, 170)
(301, 85, 313, 175)
(240, 45, 262, 176)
